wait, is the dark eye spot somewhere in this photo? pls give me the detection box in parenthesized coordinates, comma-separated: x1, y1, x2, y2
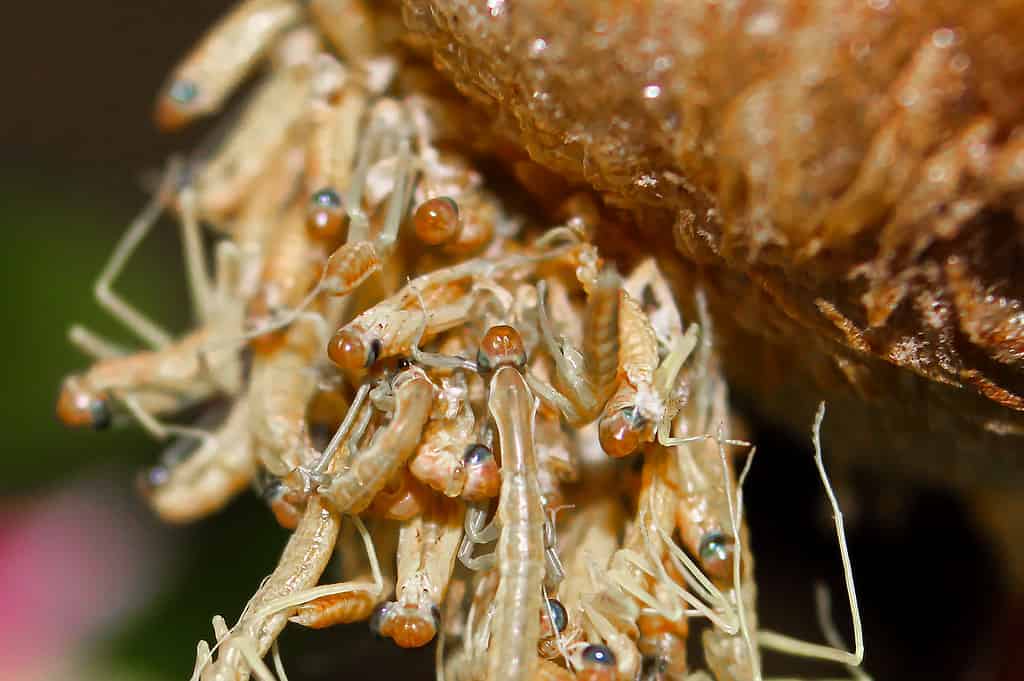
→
(366, 338, 383, 367)
(397, 357, 411, 370)
(474, 349, 492, 373)
(699, 531, 733, 566)
(311, 187, 342, 208)
(90, 400, 112, 430)
(369, 603, 391, 636)
(545, 598, 568, 633)
(463, 443, 492, 465)
(169, 79, 198, 105)
(582, 644, 616, 667)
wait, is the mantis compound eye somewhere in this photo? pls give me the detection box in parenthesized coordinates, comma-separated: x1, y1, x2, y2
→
(698, 531, 736, 582)
(539, 598, 568, 637)
(579, 643, 618, 681)
(461, 444, 499, 502)
(136, 465, 171, 496)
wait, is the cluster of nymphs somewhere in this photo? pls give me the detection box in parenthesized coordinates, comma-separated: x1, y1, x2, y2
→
(55, 2, 867, 681)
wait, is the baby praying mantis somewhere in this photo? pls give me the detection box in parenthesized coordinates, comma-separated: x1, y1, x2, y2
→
(191, 28, 317, 223)
(407, 95, 500, 256)
(290, 518, 397, 630)
(193, 497, 345, 681)
(155, 0, 302, 131)
(139, 395, 257, 524)
(598, 259, 700, 458)
(527, 267, 622, 427)
(311, 363, 436, 515)
(192, 394, 391, 681)
(59, 161, 246, 441)
(409, 364, 502, 503)
(374, 493, 465, 647)
(414, 323, 554, 681)
(481, 326, 547, 681)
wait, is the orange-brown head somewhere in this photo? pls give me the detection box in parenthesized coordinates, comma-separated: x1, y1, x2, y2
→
(263, 479, 305, 530)
(598, 408, 646, 458)
(461, 443, 500, 502)
(154, 79, 200, 132)
(372, 603, 439, 648)
(328, 330, 382, 370)
(413, 196, 461, 245)
(56, 376, 111, 429)
(306, 187, 349, 245)
(476, 325, 527, 372)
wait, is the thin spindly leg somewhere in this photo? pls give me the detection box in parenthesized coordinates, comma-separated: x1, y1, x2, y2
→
(94, 160, 182, 349)
(756, 403, 865, 669)
(374, 136, 414, 254)
(458, 504, 498, 570)
(211, 240, 241, 308)
(464, 503, 499, 543)
(250, 517, 385, 623)
(525, 373, 584, 425)
(118, 393, 214, 443)
(68, 324, 129, 360)
(178, 186, 215, 325)
(409, 287, 479, 372)
(535, 280, 583, 394)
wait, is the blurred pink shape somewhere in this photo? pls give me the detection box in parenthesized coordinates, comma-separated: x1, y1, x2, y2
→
(0, 480, 168, 680)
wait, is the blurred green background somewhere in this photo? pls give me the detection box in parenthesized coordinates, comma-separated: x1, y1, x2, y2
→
(0, 3, 1011, 681)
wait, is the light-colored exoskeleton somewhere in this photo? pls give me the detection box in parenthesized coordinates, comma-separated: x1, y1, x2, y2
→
(555, 495, 628, 676)
(191, 28, 317, 222)
(248, 313, 324, 477)
(376, 493, 465, 647)
(155, 0, 302, 131)
(290, 518, 397, 630)
(407, 95, 500, 256)
(599, 259, 700, 458)
(244, 97, 416, 343)
(482, 326, 547, 681)
(409, 368, 487, 499)
(528, 265, 622, 427)
(193, 404, 389, 681)
(442, 567, 499, 681)
(140, 395, 257, 523)
(326, 247, 561, 372)
(245, 196, 323, 355)
(750, 404, 866, 679)
(306, 0, 379, 63)
(314, 364, 436, 514)
(194, 497, 344, 681)
(58, 163, 246, 440)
